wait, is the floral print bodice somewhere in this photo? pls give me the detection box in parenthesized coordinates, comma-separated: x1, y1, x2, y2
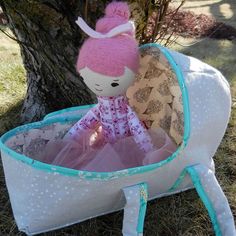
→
(67, 95, 153, 152)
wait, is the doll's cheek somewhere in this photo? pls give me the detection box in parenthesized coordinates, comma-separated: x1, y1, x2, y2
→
(83, 77, 95, 89)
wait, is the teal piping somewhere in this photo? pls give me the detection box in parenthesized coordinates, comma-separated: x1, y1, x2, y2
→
(137, 183, 148, 233)
(44, 104, 96, 120)
(140, 43, 190, 143)
(186, 166, 222, 236)
(0, 118, 183, 179)
(168, 164, 200, 192)
(0, 43, 191, 180)
(168, 168, 188, 192)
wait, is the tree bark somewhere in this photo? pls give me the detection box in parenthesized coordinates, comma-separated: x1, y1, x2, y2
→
(0, 0, 174, 123)
(0, 0, 110, 122)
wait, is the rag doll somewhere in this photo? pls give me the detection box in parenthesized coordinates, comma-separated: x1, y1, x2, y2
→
(41, 2, 177, 171)
(65, 2, 153, 153)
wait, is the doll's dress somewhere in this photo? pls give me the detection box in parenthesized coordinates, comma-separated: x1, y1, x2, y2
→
(40, 127, 176, 172)
(40, 96, 177, 172)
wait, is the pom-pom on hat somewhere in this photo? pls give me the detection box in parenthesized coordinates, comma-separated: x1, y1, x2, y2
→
(76, 1, 139, 77)
(105, 1, 130, 19)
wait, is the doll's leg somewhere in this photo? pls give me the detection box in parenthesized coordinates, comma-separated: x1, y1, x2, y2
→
(127, 106, 153, 153)
(186, 164, 236, 236)
(122, 183, 148, 236)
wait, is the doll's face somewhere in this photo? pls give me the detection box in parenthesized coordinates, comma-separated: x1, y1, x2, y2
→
(79, 67, 136, 96)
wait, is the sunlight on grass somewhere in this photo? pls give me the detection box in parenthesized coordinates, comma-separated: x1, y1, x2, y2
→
(0, 29, 26, 134)
(0, 64, 25, 113)
(171, 37, 236, 92)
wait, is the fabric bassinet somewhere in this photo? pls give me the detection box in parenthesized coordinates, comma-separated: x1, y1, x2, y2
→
(0, 44, 235, 236)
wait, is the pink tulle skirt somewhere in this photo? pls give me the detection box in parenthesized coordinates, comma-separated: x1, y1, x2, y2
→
(40, 128, 177, 172)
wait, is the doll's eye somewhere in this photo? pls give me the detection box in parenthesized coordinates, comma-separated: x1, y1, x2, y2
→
(111, 83, 119, 87)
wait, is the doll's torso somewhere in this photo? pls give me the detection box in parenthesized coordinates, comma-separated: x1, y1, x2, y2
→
(97, 95, 131, 143)
(67, 94, 153, 152)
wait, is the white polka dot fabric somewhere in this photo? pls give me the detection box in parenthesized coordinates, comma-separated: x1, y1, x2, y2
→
(190, 164, 236, 236)
(122, 183, 148, 236)
(1, 46, 234, 235)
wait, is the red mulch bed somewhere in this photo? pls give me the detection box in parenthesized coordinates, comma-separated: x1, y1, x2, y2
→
(164, 9, 236, 40)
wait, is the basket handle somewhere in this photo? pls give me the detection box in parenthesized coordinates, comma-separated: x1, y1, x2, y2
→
(187, 164, 236, 236)
(122, 182, 148, 236)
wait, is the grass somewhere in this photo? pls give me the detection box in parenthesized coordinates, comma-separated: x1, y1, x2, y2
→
(0, 28, 26, 135)
(172, 37, 236, 87)
(0, 31, 236, 235)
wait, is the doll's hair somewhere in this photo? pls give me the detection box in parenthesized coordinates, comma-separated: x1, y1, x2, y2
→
(76, 1, 139, 77)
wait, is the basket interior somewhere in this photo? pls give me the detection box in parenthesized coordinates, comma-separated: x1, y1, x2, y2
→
(3, 45, 184, 171)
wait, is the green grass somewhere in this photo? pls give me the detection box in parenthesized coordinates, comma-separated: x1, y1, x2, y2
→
(0, 32, 236, 235)
(172, 38, 236, 87)
(0, 29, 26, 135)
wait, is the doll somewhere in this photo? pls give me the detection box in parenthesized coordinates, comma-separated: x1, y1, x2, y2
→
(65, 2, 153, 153)
(40, 2, 177, 172)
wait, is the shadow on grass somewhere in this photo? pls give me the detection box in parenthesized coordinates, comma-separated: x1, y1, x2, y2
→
(182, 0, 236, 28)
(209, 0, 235, 28)
(0, 99, 24, 137)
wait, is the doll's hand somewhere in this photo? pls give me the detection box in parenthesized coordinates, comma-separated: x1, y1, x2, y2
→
(64, 105, 100, 142)
(89, 126, 105, 148)
(140, 139, 154, 153)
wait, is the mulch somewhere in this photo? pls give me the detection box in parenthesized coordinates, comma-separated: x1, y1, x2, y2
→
(164, 8, 236, 40)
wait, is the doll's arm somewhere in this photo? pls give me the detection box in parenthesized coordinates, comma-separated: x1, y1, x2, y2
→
(64, 105, 100, 141)
(127, 106, 153, 153)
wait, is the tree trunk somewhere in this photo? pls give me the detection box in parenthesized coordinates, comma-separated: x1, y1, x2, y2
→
(0, 0, 175, 123)
(0, 0, 110, 122)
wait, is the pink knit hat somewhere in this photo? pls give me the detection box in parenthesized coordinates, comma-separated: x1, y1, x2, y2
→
(76, 1, 139, 77)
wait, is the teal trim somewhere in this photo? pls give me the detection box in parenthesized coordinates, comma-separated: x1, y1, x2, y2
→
(44, 104, 96, 120)
(140, 43, 191, 145)
(168, 164, 200, 192)
(137, 183, 148, 233)
(0, 43, 191, 180)
(0, 115, 183, 179)
(168, 168, 188, 192)
(187, 166, 222, 236)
